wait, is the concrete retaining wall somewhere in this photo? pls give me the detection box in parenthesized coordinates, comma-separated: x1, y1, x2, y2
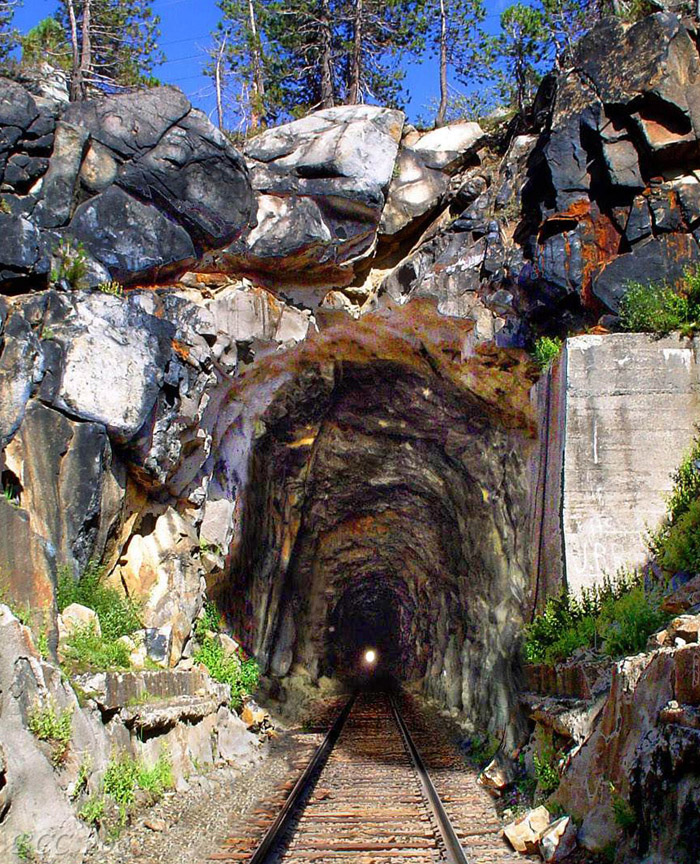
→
(534, 333, 700, 596)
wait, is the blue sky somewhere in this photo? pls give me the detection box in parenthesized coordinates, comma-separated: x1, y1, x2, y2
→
(15, 0, 509, 125)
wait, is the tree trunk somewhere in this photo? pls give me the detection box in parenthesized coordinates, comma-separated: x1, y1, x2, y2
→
(319, 0, 335, 108)
(77, 0, 91, 99)
(214, 34, 227, 130)
(348, 0, 363, 104)
(66, 0, 81, 101)
(248, 0, 265, 129)
(436, 0, 448, 126)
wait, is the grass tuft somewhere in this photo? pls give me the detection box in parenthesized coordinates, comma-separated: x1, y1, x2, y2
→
(27, 699, 73, 766)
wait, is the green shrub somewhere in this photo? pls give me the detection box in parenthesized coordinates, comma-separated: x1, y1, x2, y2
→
(14, 833, 35, 861)
(649, 435, 700, 576)
(62, 623, 131, 672)
(525, 569, 668, 665)
(78, 795, 106, 826)
(27, 699, 73, 766)
(611, 789, 636, 830)
(72, 753, 92, 800)
(657, 498, 700, 574)
(194, 635, 260, 708)
(103, 752, 140, 822)
(532, 336, 563, 370)
(137, 750, 174, 797)
(57, 561, 141, 640)
(96, 280, 123, 296)
(50, 238, 88, 290)
(194, 600, 260, 708)
(465, 731, 500, 767)
(533, 749, 560, 796)
(196, 599, 223, 638)
(103, 750, 173, 823)
(598, 584, 668, 657)
(619, 267, 700, 336)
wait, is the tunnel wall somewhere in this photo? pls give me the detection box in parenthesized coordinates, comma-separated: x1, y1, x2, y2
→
(532, 333, 700, 599)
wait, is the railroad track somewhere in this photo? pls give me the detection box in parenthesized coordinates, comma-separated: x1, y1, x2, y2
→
(210, 691, 521, 864)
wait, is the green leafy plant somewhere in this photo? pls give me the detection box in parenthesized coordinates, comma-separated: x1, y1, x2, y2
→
(103, 749, 173, 824)
(0, 198, 11, 214)
(619, 267, 700, 336)
(62, 623, 132, 672)
(14, 833, 35, 861)
(649, 435, 700, 576)
(464, 731, 500, 767)
(611, 789, 636, 830)
(598, 584, 668, 658)
(533, 749, 560, 796)
(27, 699, 73, 766)
(103, 752, 140, 823)
(78, 795, 106, 826)
(532, 336, 563, 371)
(96, 280, 124, 296)
(36, 628, 50, 659)
(50, 239, 89, 290)
(72, 753, 93, 800)
(57, 562, 141, 641)
(196, 599, 223, 637)
(525, 569, 668, 664)
(194, 636, 259, 708)
(193, 599, 259, 707)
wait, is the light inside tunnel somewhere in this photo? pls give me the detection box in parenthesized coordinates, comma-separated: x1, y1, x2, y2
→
(364, 649, 377, 665)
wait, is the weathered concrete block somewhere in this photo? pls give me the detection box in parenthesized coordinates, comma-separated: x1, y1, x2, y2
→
(559, 333, 700, 594)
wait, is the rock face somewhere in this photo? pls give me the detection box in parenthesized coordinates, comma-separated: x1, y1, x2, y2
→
(540, 644, 700, 862)
(523, 12, 700, 311)
(0, 81, 254, 287)
(0, 605, 259, 863)
(207, 106, 405, 287)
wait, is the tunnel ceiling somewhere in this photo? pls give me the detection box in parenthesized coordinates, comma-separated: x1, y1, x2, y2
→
(219, 301, 537, 740)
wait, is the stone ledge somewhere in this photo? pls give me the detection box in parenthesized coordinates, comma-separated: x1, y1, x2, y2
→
(524, 658, 613, 700)
(73, 668, 229, 712)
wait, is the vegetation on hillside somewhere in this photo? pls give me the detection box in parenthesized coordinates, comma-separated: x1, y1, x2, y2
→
(528, 431, 700, 666)
(193, 601, 260, 708)
(532, 335, 563, 370)
(619, 266, 700, 336)
(57, 562, 142, 671)
(649, 433, 700, 577)
(524, 569, 668, 665)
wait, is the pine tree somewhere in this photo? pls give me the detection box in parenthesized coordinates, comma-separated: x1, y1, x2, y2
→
(418, 0, 488, 127)
(339, 0, 420, 108)
(539, 0, 596, 69)
(57, 0, 163, 100)
(0, 0, 18, 65)
(213, 0, 282, 129)
(265, 0, 340, 116)
(495, 3, 548, 115)
(21, 18, 72, 70)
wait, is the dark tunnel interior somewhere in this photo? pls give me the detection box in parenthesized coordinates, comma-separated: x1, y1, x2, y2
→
(221, 327, 534, 742)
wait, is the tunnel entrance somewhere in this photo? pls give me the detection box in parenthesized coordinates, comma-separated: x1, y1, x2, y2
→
(218, 305, 536, 744)
(326, 577, 414, 687)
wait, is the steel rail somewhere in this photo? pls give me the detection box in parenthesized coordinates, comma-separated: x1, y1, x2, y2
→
(247, 692, 356, 864)
(390, 695, 471, 864)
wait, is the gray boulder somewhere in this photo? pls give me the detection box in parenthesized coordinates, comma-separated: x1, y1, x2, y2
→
(117, 108, 254, 249)
(69, 185, 196, 282)
(62, 85, 190, 158)
(216, 105, 404, 283)
(39, 291, 175, 441)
